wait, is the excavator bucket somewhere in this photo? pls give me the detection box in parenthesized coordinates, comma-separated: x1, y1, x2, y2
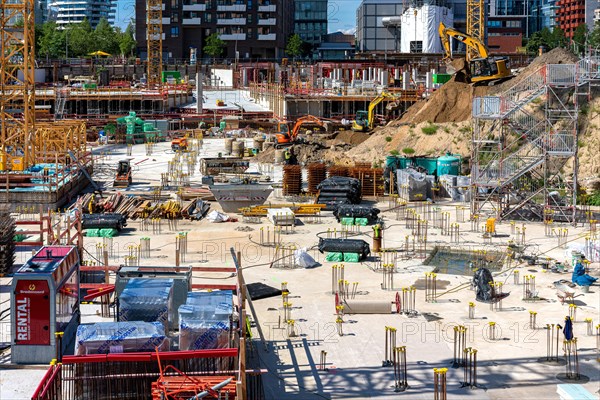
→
(385, 101, 399, 111)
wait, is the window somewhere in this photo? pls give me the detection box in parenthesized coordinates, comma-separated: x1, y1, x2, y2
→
(205, 12, 212, 22)
(247, 14, 252, 23)
(171, 26, 179, 37)
(247, 0, 252, 9)
(171, 0, 178, 7)
(410, 41, 423, 53)
(172, 13, 179, 22)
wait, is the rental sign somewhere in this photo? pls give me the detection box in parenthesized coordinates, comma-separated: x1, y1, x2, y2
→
(14, 280, 50, 345)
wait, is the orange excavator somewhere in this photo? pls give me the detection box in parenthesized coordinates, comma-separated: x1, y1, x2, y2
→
(275, 115, 328, 149)
(113, 159, 132, 187)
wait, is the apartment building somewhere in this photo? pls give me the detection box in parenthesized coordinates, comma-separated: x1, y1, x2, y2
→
(136, 0, 294, 61)
(48, 0, 116, 28)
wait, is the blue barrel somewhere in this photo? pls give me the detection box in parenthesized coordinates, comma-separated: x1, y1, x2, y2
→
(437, 153, 461, 176)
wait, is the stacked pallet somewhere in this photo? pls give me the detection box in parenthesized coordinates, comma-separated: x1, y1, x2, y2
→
(0, 205, 15, 274)
(349, 167, 385, 197)
(282, 165, 302, 196)
(307, 163, 327, 195)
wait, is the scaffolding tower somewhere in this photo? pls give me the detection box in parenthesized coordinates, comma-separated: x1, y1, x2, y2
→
(146, 0, 163, 85)
(471, 56, 600, 224)
(0, 0, 36, 169)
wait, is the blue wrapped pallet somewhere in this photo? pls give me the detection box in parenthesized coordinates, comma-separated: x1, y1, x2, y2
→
(178, 290, 234, 351)
(118, 278, 174, 331)
(74, 321, 169, 355)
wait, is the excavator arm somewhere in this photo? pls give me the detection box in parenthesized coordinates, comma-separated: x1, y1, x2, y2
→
(438, 22, 488, 62)
(367, 92, 397, 129)
(290, 115, 326, 141)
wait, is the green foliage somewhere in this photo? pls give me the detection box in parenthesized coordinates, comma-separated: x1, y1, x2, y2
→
(36, 18, 136, 58)
(285, 34, 304, 58)
(385, 136, 392, 142)
(588, 22, 600, 49)
(525, 27, 567, 54)
(572, 24, 588, 55)
(402, 147, 415, 155)
(389, 150, 400, 156)
(586, 190, 600, 206)
(119, 23, 136, 57)
(421, 124, 439, 135)
(203, 33, 226, 58)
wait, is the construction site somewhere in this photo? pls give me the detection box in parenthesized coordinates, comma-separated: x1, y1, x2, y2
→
(1, 0, 600, 398)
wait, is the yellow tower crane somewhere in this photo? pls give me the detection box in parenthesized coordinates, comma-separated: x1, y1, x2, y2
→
(147, 0, 163, 85)
(466, 0, 485, 61)
(0, 0, 37, 171)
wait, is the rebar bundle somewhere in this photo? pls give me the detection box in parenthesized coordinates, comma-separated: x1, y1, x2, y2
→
(349, 167, 384, 197)
(327, 165, 349, 177)
(0, 206, 15, 274)
(283, 165, 302, 196)
(307, 163, 327, 194)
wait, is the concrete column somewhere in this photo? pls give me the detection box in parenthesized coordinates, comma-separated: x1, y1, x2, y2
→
(394, 68, 400, 80)
(381, 70, 389, 87)
(426, 71, 432, 90)
(196, 72, 203, 114)
(402, 71, 410, 90)
(362, 69, 367, 80)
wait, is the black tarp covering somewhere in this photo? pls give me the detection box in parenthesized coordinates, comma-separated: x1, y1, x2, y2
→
(473, 268, 502, 303)
(333, 204, 380, 223)
(317, 177, 362, 210)
(82, 213, 127, 230)
(318, 238, 370, 260)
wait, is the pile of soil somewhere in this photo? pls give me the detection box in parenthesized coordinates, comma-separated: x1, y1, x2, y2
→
(400, 82, 489, 124)
(333, 130, 370, 145)
(491, 47, 579, 94)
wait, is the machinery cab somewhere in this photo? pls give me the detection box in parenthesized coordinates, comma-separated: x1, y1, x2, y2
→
(171, 137, 188, 151)
(114, 159, 132, 186)
(469, 57, 511, 84)
(275, 121, 291, 144)
(117, 160, 131, 176)
(352, 110, 369, 131)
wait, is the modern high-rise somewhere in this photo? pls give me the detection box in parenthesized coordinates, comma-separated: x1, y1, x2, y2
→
(555, 0, 597, 38)
(135, 0, 294, 61)
(48, 0, 116, 28)
(294, 0, 327, 46)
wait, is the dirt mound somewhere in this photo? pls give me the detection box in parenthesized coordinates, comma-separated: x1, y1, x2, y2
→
(400, 82, 489, 124)
(492, 47, 578, 93)
(333, 130, 370, 145)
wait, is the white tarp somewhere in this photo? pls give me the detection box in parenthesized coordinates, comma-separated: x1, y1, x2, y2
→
(400, 5, 453, 54)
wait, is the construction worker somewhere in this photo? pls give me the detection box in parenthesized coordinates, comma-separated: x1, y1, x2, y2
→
(284, 148, 298, 165)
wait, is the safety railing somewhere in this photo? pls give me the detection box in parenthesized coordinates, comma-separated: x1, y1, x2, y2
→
(472, 96, 502, 118)
(546, 64, 578, 87)
(501, 65, 546, 110)
(31, 348, 240, 400)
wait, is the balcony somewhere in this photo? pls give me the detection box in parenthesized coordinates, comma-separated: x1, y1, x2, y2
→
(258, 4, 275, 11)
(162, 17, 170, 25)
(182, 17, 202, 25)
(257, 18, 276, 25)
(217, 17, 246, 25)
(182, 4, 206, 11)
(258, 33, 276, 40)
(220, 33, 246, 40)
(217, 4, 246, 11)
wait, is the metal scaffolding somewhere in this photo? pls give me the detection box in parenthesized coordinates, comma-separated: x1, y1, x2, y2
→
(471, 55, 600, 223)
(0, 0, 36, 170)
(146, 0, 163, 85)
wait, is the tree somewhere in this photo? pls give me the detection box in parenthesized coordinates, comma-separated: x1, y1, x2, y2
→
(203, 33, 226, 59)
(285, 34, 303, 59)
(588, 21, 600, 49)
(572, 24, 588, 55)
(118, 23, 137, 57)
(92, 18, 119, 55)
(66, 19, 94, 57)
(37, 21, 66, 58)
(525, 26, 568, 54)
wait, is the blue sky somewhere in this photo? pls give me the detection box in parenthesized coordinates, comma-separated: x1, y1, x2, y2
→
(114, 0, 360, 34)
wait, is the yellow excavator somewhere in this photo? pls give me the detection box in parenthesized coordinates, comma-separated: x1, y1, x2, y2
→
(352, 91, 399, 132)
(438, 22, 512, 85)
